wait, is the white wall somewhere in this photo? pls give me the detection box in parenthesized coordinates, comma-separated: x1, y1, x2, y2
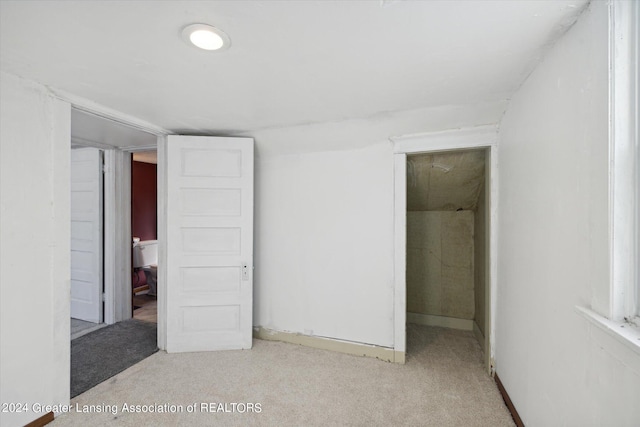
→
(0, 72, 70, 427)
(251, 102, 504, 348)
(497, 2, 640, 425)
(255, 142, 394, 346)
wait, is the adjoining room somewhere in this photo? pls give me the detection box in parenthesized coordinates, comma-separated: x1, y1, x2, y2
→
(132, 150, 158, 324)
(69, 111, 159, 399)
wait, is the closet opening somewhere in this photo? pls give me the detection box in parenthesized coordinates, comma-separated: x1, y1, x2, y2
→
(405, 148, 490, 365)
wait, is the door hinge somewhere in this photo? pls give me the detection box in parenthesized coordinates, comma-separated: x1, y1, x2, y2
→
(102, 292, 106, 302)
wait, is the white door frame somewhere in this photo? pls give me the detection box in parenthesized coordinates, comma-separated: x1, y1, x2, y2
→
(105, 141, 166, 347)
(106, 144, 160, 327)
(70, 137, 124, 325)
(73, 130, 154, 326)
(68, 104, 168, 333)
(157, 136, 168, 350)
(103, 148, 132, 324)
(391, 125, 498, 374)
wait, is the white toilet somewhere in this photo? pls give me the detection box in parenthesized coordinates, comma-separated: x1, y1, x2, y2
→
(133, 238, 158, 296)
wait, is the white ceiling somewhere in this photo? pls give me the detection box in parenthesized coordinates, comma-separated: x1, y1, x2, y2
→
(1, 0, 587, 135)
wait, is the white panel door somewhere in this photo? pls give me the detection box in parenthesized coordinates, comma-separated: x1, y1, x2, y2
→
(70, 147, 103, 323)
(166, 136, 254, 352)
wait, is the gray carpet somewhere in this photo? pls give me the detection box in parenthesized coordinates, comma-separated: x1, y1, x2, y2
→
(71, 319, 158, 398)
(56, 324, 514, 426)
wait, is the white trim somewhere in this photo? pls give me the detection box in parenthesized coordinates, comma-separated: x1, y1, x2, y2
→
(407, 312, 474, 331)
(473, 321, 486, 354)
(487, 144, 498, 373)
(391, 125, 498, 154)
(254, 327, 404, 364)
(157, 135, 168, 350)
(100, 149, 133, 324)
(98, 150, 105, 323)
(393, 153, 407, 356)
(84, 143, 133, 325)
(115, 150, 132, 322)
(576, 306, 640, 357)
(608, 0, 638, 321)
(103, 150, 116, 324)
(636, 0, 640, 316)
(392, 125, 498, 374)
(71, 136, 118, 151)
(121, 144, 158, 153)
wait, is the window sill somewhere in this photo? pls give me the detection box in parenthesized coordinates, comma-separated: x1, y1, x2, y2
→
(575, 306, 640, 356)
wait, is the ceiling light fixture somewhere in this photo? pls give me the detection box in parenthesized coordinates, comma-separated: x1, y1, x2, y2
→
(182, 24, 231, 51)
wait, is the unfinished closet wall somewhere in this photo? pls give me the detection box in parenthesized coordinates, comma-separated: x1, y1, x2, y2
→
(473, 171, 487, 342)
(407, 211, 474, 321)
(407, 150, 486, 330)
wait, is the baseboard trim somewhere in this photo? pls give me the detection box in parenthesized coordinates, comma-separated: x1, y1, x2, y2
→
(25, 411, 54, 427)
(253, 327, 405, 364)
(472, 321, 486, 353)
(407, 312, 474, 331)
(495, 374, 525, 427)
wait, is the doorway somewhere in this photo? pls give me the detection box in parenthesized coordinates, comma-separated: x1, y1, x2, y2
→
(131, 150, 158, 323)
(68, 106, 256, 356)
(70, 108, 158, 325)
(405, 148, 488, 358)
(69, 109, 160, 396)
(392, 126, 497, 373)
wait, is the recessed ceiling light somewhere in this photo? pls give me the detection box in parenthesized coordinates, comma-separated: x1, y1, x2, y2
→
(182, 24, 230, 51)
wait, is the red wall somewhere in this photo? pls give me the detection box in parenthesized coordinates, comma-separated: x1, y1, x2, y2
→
(132, 160, 157, 241)
(132, 160, 157, 287)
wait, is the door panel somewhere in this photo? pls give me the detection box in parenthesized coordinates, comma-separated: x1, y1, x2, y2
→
(70, 147, 103, 323)
(166, 136, 253, 352)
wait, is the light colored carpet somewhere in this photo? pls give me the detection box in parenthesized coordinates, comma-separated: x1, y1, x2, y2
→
(52, 324, 514, 426)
